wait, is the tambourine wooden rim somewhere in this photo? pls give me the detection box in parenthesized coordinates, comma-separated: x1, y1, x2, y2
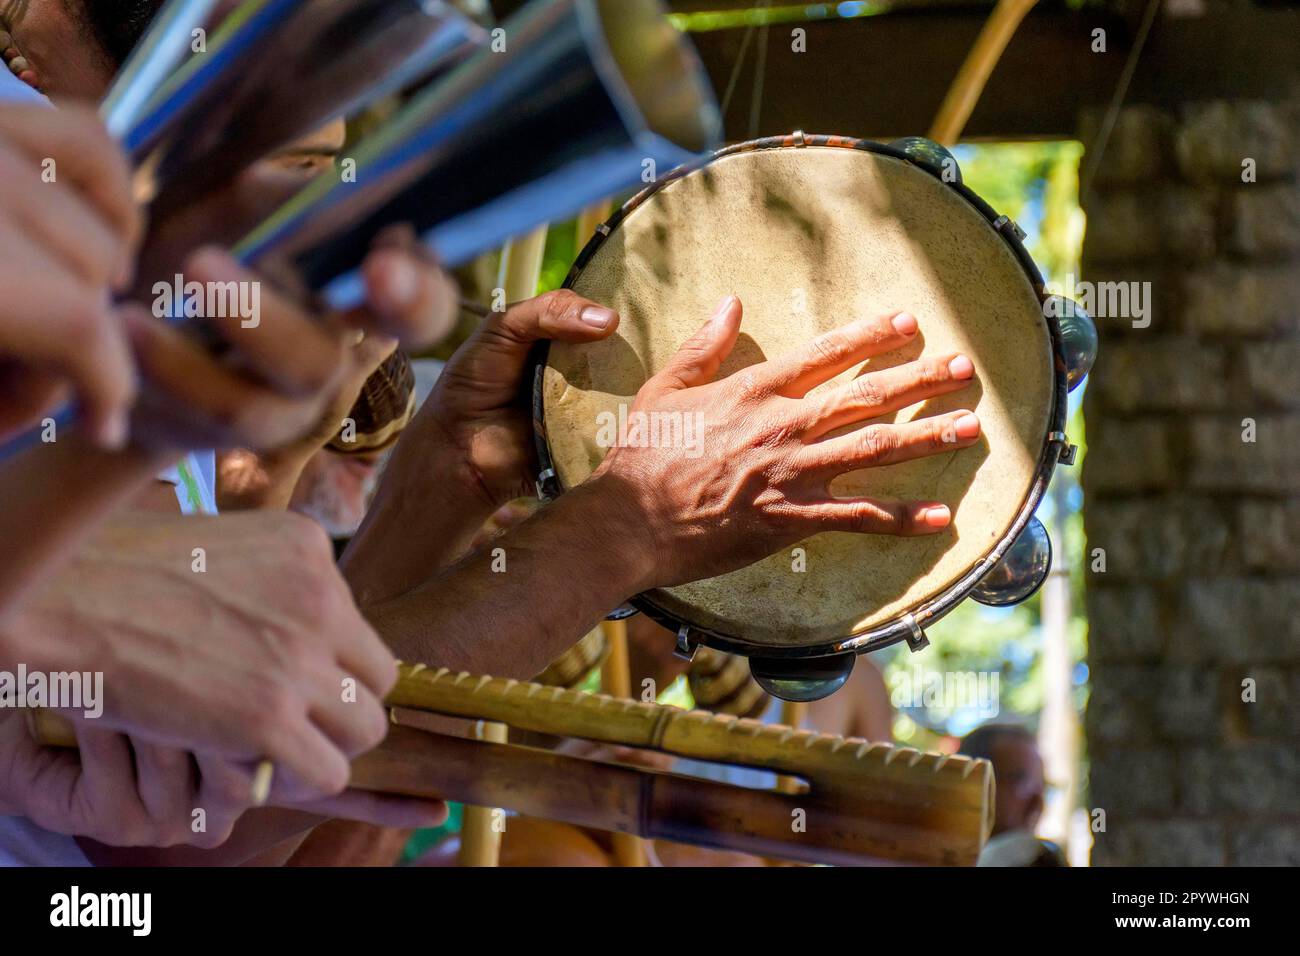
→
(530, 133, 1070, 662)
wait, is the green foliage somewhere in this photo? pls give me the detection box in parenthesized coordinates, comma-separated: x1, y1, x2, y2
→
(538, 221, 578, 295)
(670, 2, 888, 34)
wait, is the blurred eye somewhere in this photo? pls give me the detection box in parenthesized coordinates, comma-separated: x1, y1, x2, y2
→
(270, 153, 336, 177)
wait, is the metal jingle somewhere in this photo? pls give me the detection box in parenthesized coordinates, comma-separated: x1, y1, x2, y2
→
(748, 653, 856, 703)
(888, 136, 962, 184)
(604, 603, 640, 621)
(1043, 295, 1098, 390)
(971, 516, 1053, 607)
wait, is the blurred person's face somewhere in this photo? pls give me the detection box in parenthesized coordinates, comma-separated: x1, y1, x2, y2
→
(5, 2, 348, 284)
(134, 118, 347, 286)
(990, 737, 1045, 836)
(289, 449, 384, 539)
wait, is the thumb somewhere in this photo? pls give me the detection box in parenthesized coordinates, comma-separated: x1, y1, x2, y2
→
(650, 295, 742, 394)
(493, 289, 621, 345)
(443, 290, 621, 399)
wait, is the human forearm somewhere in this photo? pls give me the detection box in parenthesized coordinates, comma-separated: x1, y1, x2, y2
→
(340, 436, 497, 608)
(365, 476, 653, 679)
(0, 434, 174, 622)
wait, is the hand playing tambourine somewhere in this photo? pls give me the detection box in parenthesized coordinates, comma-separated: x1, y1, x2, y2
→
(589, 296, 980, 588)
(403, 289, 621, 512)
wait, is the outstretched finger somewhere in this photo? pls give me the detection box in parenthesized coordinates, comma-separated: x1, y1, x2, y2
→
(798, 409, 981, 478)
(645, 295, 742, 396)
(758, 310, 918, 398)
(800, 353, 975, 440)
(796, 497, 953, 537)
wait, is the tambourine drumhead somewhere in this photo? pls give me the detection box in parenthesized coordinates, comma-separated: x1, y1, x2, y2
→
(543, 140, 1055, 650)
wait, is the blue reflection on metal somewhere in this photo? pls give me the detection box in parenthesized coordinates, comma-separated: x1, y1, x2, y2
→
(971, 517, 1052, 607)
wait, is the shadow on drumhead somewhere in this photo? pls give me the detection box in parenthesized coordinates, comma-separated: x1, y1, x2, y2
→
(717, 332, 769, 378)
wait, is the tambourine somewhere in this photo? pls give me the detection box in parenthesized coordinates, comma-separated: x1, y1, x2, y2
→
(532, 133, 1097, 701)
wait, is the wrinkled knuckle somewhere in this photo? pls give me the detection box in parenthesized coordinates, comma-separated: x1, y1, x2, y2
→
(811, 331, 848, 366)
(846, 502, 876, 533)
(850, 375, 885, 409)
(653, 367, 692, 393)
(538, 289, 579, 324)
(733, 370, 765, 402)
(755, 489, 793, 526)
(677, 352, 708, 378)
(852, 500, 899, 534)
(874, 501, 905, 533)
(857, 425, 894, 462)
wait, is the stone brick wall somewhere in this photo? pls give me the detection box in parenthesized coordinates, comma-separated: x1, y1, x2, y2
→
(1079, 97, 1300, 865)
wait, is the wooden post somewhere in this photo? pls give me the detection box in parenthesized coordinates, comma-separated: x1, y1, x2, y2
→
(775, 701, 809, 795)
(928, 0, 1039, 146)
(599, 619, 650, 867)
(456, 719, 509, 867)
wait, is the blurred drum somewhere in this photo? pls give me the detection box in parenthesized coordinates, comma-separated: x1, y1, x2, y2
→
(687, 647, 768, 719)
(533, 627, 609, 689)
(329, 348, 417, 456)
(533, 134, 1080, 699)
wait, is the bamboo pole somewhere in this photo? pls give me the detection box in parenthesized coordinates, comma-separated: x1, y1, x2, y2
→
(927, 0, 1039, 146)
(575, 200, 613, 249)
(456, 719, 509, 867)
(599, 619, 650, 867)
(32, 665, 995, 866)
(497, 225, 549, 303)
